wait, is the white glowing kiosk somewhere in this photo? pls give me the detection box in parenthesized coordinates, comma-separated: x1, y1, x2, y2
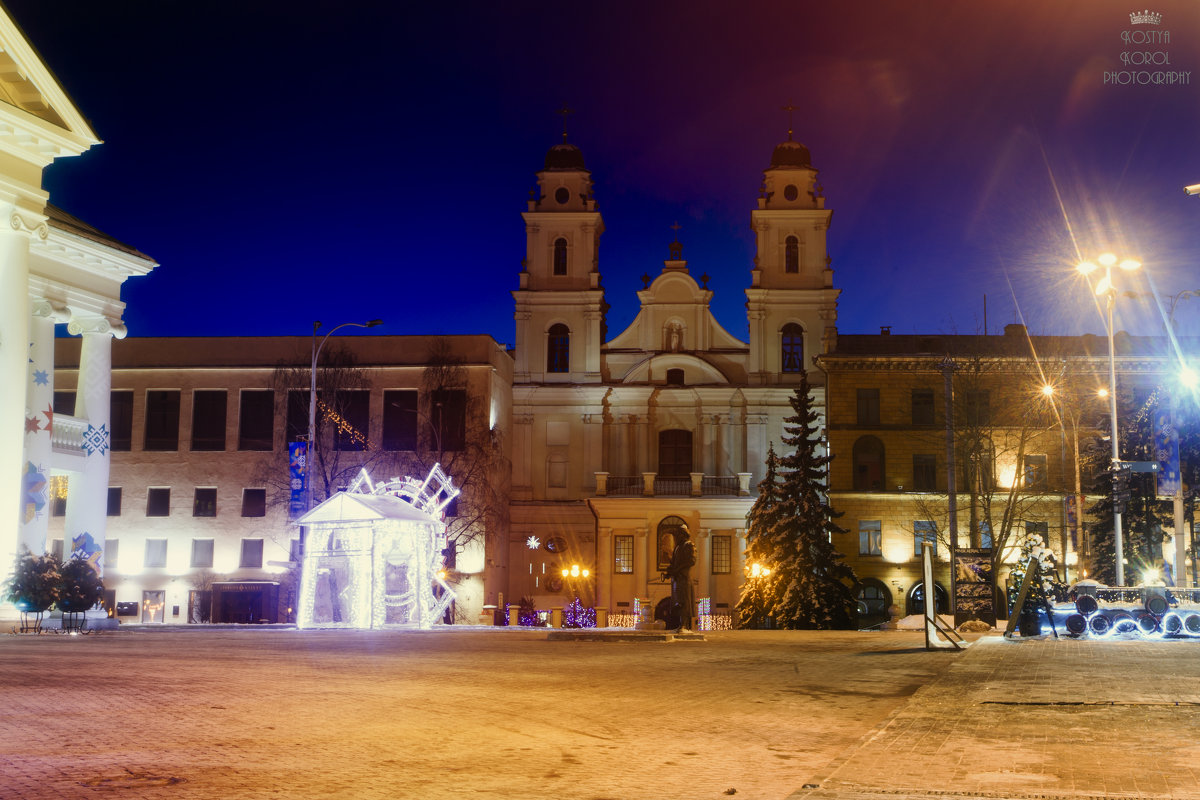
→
(296, 465, 459, 630)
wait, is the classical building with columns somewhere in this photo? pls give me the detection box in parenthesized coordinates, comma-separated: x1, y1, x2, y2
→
(508, 133, 839, 624)
(1, 8, 156, 599)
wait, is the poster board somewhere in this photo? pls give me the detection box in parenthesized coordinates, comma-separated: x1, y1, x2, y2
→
(952, 547, 996, 628)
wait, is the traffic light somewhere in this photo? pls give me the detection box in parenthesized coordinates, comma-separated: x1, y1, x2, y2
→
(1111, 466, 1132, 514)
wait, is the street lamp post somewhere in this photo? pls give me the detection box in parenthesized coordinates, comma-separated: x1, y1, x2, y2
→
(305, 319, 383, 520)
(1167, 291, 1199, 588)
(1077, 253, 1140, 586)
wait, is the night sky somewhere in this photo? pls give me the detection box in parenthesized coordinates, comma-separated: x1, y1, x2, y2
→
(9, 1, 1200, 345)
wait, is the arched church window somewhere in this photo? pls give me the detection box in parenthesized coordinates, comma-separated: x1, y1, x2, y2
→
(658, 429, 693, 478)
(781, 323, 804, 373)
(546, 324, 570, 373)
(785, 236, 799, 273)
(657, 515, 687, 571)
(852, 435, 885, 491)
(553, 238, 568, 275)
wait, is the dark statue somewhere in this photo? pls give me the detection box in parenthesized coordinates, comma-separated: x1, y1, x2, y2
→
(664, 525, 696, 631)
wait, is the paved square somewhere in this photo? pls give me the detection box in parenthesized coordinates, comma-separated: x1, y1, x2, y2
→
(0, 628, 956, 800)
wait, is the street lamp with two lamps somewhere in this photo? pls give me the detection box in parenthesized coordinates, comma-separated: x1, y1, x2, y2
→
(1076, 253, 1140, 586)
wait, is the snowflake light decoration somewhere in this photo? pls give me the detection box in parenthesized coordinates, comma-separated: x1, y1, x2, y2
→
(526, 536, 541, 550)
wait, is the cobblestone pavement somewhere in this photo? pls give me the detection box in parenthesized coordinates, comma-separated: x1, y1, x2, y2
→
(0, 627, 961, 800)
(790, 635, 1200, 800)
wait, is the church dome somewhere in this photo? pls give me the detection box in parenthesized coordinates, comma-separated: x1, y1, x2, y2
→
(544, 142, 587, 171)
(769, 139, 811, 169)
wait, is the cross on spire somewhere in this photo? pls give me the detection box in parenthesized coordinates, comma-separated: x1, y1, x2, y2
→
(668, 221, 683, 260)
(555, 105, 574, 143)
(781, 101, 798, 141)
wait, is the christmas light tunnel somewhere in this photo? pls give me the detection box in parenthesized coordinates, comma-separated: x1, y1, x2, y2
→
(296, 464, 459, 630)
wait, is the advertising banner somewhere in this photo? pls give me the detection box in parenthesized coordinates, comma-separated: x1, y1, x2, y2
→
(953, 548, 996, 628)
(288, 442, 307, 520)
(1154, 409, 1181, 497)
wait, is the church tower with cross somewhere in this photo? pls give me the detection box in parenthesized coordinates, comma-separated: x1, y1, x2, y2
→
(512, 108, 605, 385)
(745, 105, 839, 387)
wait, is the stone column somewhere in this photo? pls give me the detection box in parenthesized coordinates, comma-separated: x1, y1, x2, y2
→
(596, 526, 612, 614)
(64, 317, 118, 574)
(633, 414, 648, 475)
(695, 527, 712, 603)
(635, 527, 649, 597)
(20, 300, 64, 555)
(734, 528, 748, 584)
(1, 205, 45, 575)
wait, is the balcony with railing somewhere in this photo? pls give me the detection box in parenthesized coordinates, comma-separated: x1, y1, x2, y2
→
(594, 472, 752, 498)
(50, 414, 88, 454)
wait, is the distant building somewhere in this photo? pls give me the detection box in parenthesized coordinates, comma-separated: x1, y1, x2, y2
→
(819, 324, 1191, 622)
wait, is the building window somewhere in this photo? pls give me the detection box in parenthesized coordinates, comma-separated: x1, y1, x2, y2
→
(856, 388, 880, 425)
(191, 539, 214, 569)
(852, 435, 885, 491)
(547, 324, 570, 373)
(107, 487, 122, 516)
(911, 389, 934, 426)
(110, 391, 134, 451)
(240, 538, 264, 569)
(657, 516, 687, 572)
(51, 492, 66, 517)
(241, 489, 267, 518)
(784, 235, 799, 273)
(53, 391, 75, 416)
(238, 390, 275, 451)
(144, 390, 181, 451)
(963, 446, 995, 492)
(105, 539, 119, 572)
(979, 522, 993, 550)
(146, 487, 170, 517)
(191, 390, 227, 451)
(333, 389, 370, 451)
(913, 454, 937, 492)
(286, 390, 309, 444)
(553, 237, 568, 275)
(614, 535, 634, 574)
(144, 538, 168, 569)
(383, 389, 418, 450)
(859, 520, 882, 555)
(1026, 521, 1049, 546)
(712, 535, 732, 574)
(781, 324, 804, 374)
(193, 488, 217, 517)
(965, 390, 991, 427)
(666, 368, 685, 386)
(1024, 455, 1048, 490)
(914, 520, 937, 556)
(430, 389, 466, 451)
(658, 429, 693, 477)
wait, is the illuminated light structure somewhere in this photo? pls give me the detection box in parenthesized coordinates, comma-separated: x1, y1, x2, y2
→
(296, 464, 459, 630)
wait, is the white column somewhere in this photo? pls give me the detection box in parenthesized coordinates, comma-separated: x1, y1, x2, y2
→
(596, 526, 612, 613)
(20, 301, 63, 555)
(635, 527, 649, 597)
(64, 318, 116, 574)
(695, 527, 712, 602)
(0, 205, 44, 577)
(734, 528, 748, 584)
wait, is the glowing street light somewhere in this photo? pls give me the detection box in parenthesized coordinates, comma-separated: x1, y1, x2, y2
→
(748, 562, 771, 578)
(1077, 253, 1140, 585)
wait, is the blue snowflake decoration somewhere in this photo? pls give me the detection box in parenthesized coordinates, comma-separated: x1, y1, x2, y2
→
(81, 423, 110, 456)
(32, 369, 48, 386)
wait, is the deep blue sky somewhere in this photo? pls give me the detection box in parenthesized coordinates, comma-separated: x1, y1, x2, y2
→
(9, 1, 1200, 345)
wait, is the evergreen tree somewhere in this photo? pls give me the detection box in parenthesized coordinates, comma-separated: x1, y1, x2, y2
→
(739, 377, 858, 629)
(736, 446, 782, 628)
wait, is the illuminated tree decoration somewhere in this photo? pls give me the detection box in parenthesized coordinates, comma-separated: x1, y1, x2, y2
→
(563, 596, 596, 628)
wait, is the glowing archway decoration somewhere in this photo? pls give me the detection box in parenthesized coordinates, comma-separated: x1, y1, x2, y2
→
(296, 464, 459, 630)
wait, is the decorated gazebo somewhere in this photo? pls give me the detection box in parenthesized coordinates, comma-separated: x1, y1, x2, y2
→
(296, 465, 458, 629)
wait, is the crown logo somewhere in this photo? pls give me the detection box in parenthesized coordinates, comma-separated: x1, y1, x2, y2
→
(1130, 9, 1162, 24)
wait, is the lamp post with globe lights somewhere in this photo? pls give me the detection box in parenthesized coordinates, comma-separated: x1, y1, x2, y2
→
(1077, 253, 1140, 586)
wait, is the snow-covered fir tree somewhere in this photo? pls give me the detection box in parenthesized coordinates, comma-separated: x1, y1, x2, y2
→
(736, 377, 858, 629)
